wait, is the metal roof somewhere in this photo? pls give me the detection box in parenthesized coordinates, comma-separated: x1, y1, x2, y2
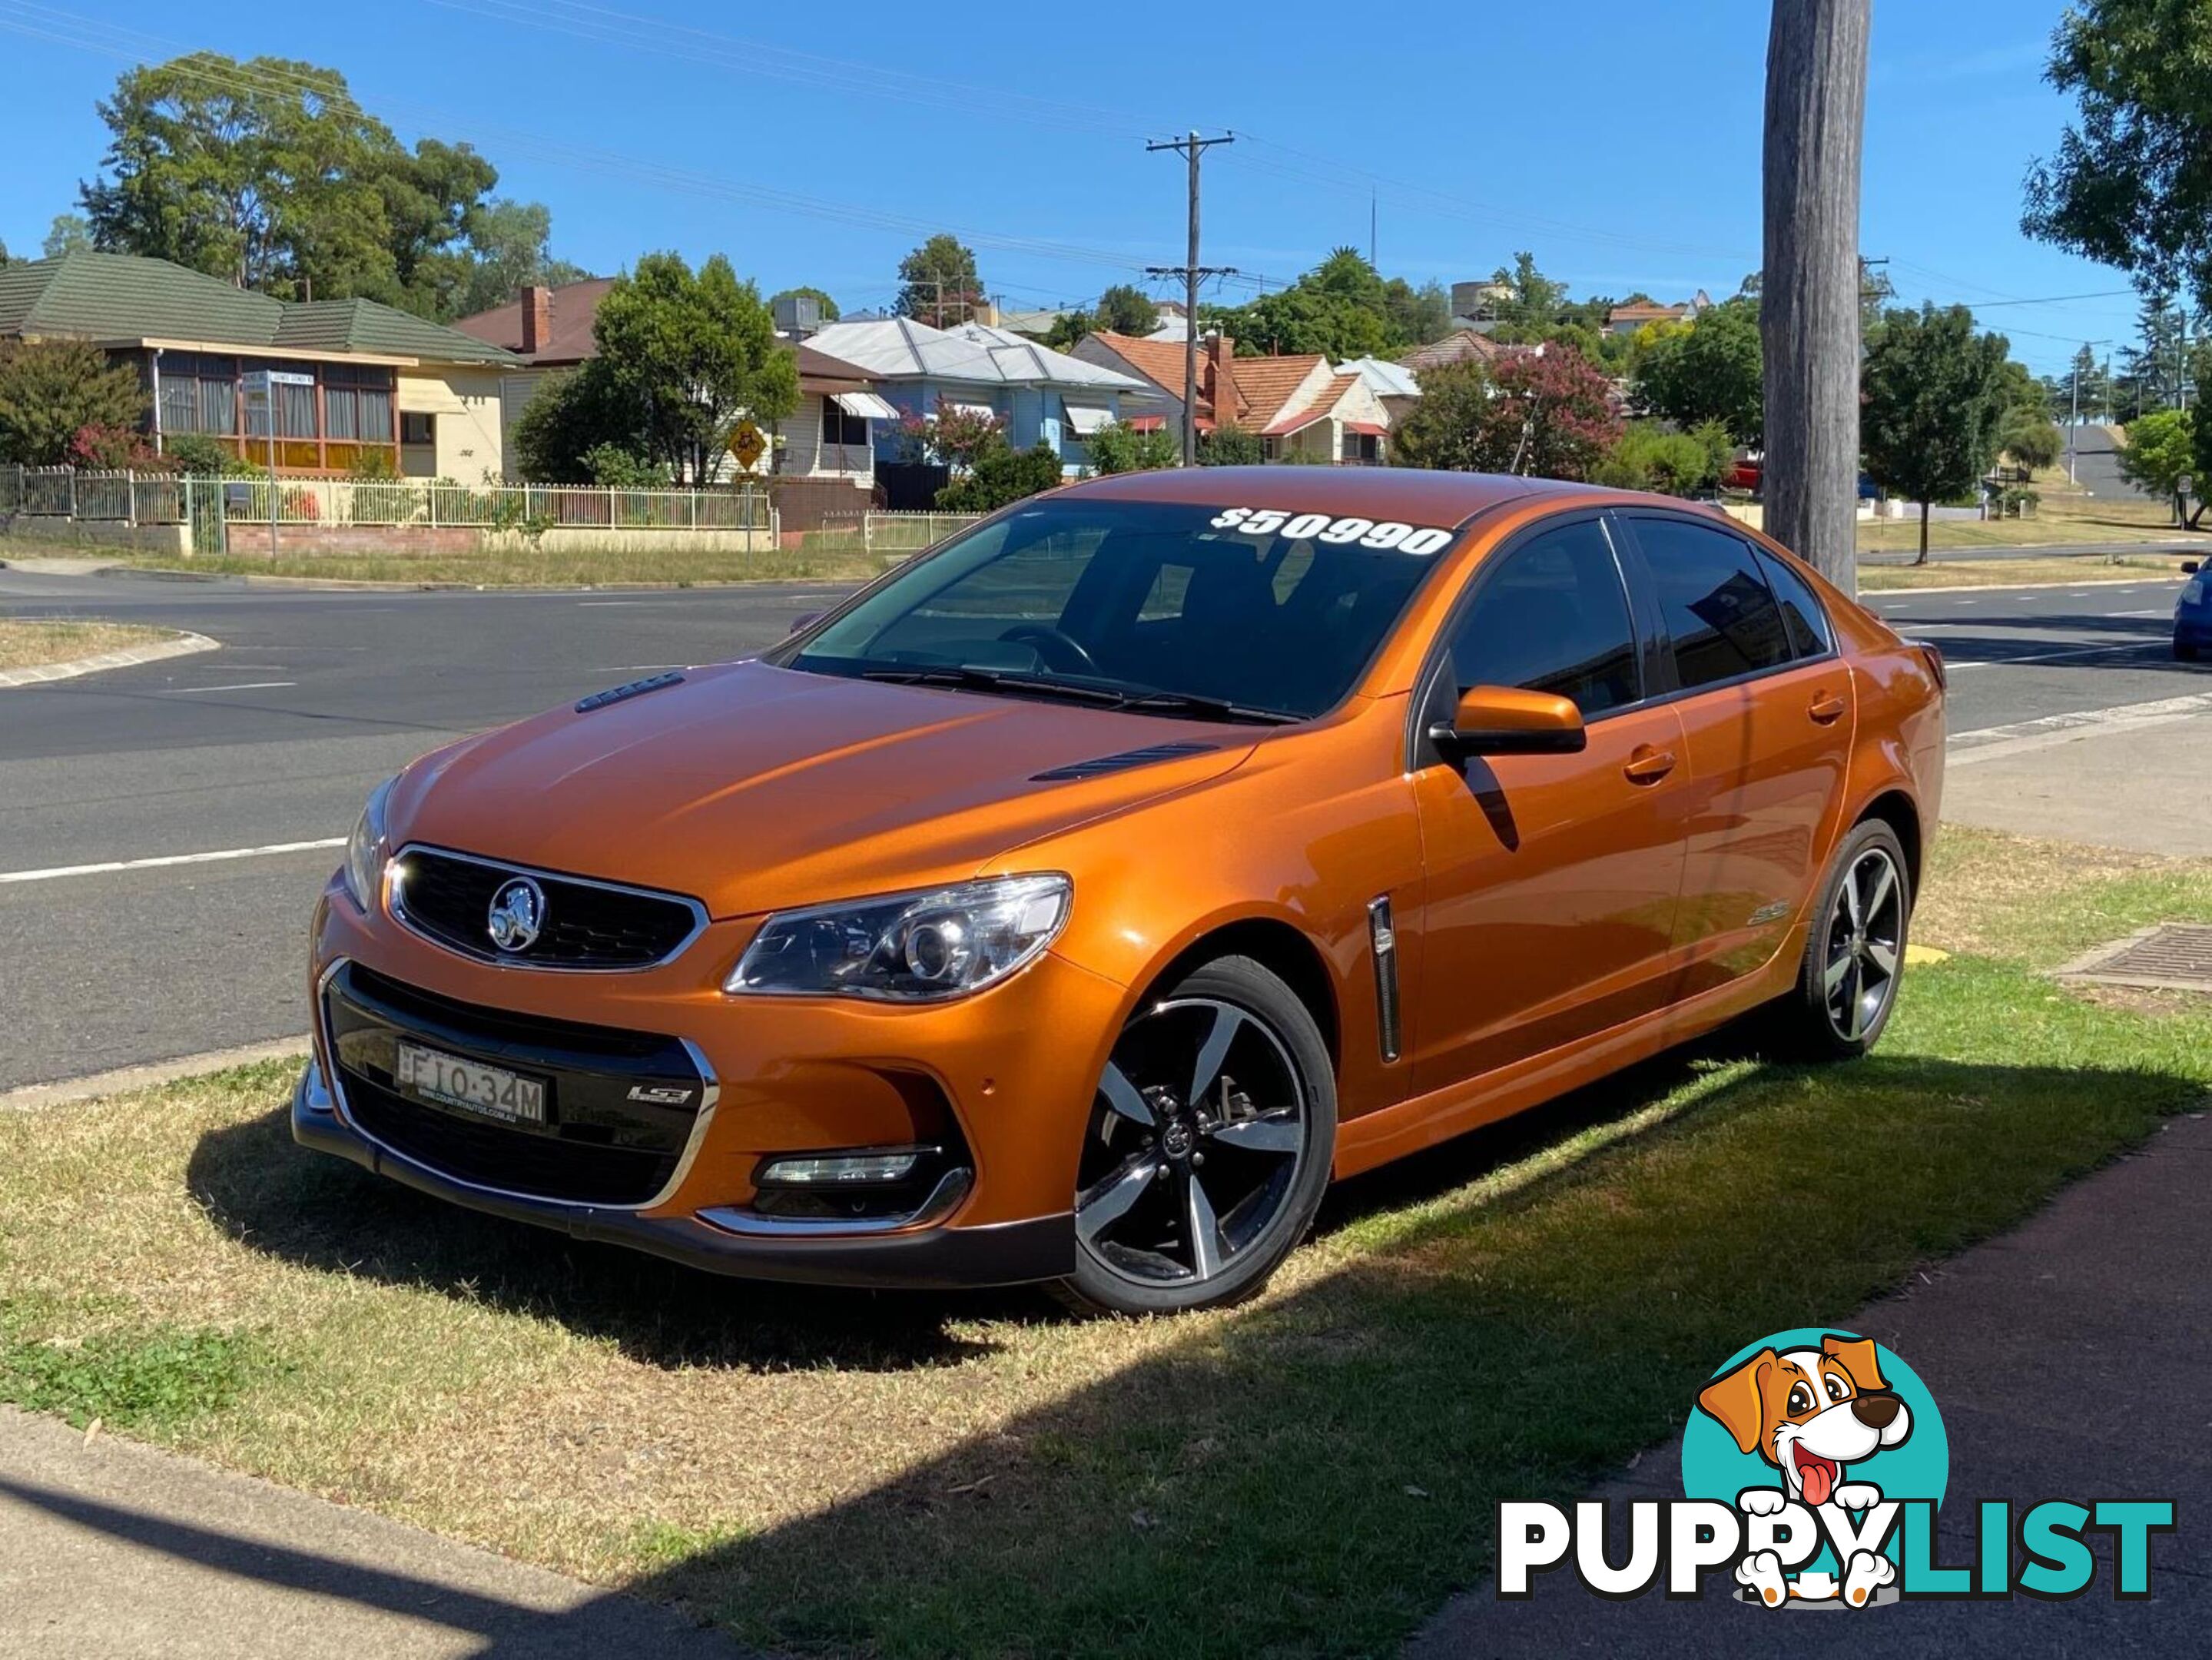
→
(804, 316, 1144, 390)
(1335, 356, 1422, 399)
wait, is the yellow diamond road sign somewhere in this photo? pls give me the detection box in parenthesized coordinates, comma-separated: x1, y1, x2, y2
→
(728, 419, 766, 472)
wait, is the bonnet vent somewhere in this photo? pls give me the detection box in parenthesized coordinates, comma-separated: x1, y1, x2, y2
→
(575, 671, 685, 713)
(1031, 741, 1219, 782)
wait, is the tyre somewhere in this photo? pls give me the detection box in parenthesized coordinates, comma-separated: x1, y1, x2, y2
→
(1771, 819, 1912, 1061)
(2177, 637, 2200, 662)
(1056, 956, 1335, 1316)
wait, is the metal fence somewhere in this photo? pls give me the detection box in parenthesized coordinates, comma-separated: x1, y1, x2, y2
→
(808, 510, 980, 556)
(1, 465, 777, 540)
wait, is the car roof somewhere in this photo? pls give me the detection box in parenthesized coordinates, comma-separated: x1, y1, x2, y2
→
(1056, 466, 1603, 525)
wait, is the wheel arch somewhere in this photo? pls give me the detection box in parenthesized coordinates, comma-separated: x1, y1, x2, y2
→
(1139, 918, 1343, 1078)
(1853, 787, 1925, 901)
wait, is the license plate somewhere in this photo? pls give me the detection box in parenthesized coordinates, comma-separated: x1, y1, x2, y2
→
(394, 1041, 546, 1125)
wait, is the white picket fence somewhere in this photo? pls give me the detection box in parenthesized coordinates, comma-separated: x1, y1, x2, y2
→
(811, 510, 980, 554)
(0, 465, 778, 541)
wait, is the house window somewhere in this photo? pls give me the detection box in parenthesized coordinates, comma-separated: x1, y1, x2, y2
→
(158, 353, 239, 437)
(1344, 431, 1381, 463)
(821, 395, 869, 447)
(401, 411, 436, 447)
(324, 365, 394, 444)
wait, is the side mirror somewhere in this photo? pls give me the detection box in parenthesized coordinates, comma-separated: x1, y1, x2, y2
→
(2184, 562, 2202, 576)
(787, 610, 824, 636)
(1429, 685, 1587, 759)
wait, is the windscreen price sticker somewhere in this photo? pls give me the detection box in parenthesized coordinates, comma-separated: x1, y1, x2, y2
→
(1209, 507, 1455, 556)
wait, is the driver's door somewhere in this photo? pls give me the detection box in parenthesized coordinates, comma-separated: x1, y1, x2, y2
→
(1408, 515, 1690, 1094)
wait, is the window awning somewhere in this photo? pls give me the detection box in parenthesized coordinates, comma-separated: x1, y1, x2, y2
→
(834, 390, 899, 422)
(1063, 403, 1112, 437)
(1263, 407, 1331, 438)
(1344, 420, 1387, 437)
(1125, 414, 1166, 432)
(947, 401, 997, 420)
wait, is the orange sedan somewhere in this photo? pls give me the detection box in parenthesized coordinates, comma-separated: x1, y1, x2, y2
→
(295, 469, 1945, 1314)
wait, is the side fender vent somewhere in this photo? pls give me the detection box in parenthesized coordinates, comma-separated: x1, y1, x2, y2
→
(1032, 741, 1219, 782)
(575, 671, 685, 714)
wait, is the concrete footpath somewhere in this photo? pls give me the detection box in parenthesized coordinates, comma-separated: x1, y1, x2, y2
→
(1408, 1111, 2211, 1656)
(0, 1408, 742, 1658)
(1944, 690, 2212, 857)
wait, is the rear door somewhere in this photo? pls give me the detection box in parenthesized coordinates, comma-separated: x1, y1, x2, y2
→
(1408, 513, 1690, 1092)
(1613, 513, 1854, 995)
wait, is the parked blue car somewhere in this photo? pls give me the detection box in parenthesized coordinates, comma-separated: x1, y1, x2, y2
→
(2178, 560, 2210, 662)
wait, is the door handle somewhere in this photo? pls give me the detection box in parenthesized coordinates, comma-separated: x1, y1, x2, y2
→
(1808, 690, 1849, 724)
(1623, 745, 1677, 785)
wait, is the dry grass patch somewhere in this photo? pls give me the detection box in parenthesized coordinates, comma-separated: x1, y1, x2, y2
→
(75, 544, 891, 588)
(6, 834, 2212, 1654)
(0, 618, 174, 670)
(1857, 553, 2194, 589)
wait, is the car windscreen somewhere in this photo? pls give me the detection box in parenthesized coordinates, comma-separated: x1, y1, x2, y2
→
(783, 499, 1464, 720)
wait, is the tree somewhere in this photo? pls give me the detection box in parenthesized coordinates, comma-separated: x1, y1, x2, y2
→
(2117, 407, 2194, 503)
(1763, 0, 1872, 589)
(898, 400, 1007, 471)
(510, 366, 642, 483)
(1485, 251, 1571, 334)
(1633, 299, 1764, 443)
(1998, 409, 2064, 472)
(0, 339, 148, 465)
(590, 252, 799, 483)
(1086, 420, 1178, 475)
(1591, 419, 1735, 496)
(896, 234, 983, 327)
(1384, 278, 1454, 347)
(1391, 348, 1621, 480)
(2061, 344, 2113, 424)
(78, 52, 572, 320)
(0, 238, 12, 267)
(1094, 284, 1157, 337)
(768, 285, 840, 323)
(42, 214, 92, 257)
(1861, 304, 2013, 564)
(937, 440, 1062, 512)
(2025, 0, 2212, 319)
(1199, 423, 1263, 466)
(1202, 250, 1448, 360)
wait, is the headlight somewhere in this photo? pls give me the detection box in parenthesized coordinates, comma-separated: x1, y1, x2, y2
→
(2184, 579, 2205, 606)
(726, 875, 1071, 1001)
(342, 776, 396, 912)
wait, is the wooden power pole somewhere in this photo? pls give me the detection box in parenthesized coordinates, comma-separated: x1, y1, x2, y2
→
(1147, 131, 1235, 466)
(1763, 0, 1871, 593)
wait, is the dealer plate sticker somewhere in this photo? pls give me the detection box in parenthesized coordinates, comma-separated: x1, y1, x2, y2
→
(1208, 507, 1455, 555)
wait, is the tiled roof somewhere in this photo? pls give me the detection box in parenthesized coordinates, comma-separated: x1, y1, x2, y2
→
(1264, 372, 1360, 437)
(1229, 354, 1328, 432)
(451, 277, 616, 364)
(1084, 330, 1228, 414)
(0, 251, 516, 364)
(1399, 330, 1506, 374)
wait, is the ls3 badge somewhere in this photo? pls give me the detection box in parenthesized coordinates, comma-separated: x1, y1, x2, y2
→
(1497, 1329, 2176, 1607)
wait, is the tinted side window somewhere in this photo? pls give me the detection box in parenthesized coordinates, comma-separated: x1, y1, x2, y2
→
(1634, 517, 1793, 689)
(1755, 547, 1834, 659)
(1447, 520, 1640, 717)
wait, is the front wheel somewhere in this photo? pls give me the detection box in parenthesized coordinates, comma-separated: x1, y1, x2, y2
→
(1771, 820, 1912, 1061)
(2177, 636, 2200, 662)
(1057, 956, 1335, 1316)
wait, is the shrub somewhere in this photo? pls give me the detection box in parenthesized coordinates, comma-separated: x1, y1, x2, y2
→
(68, 422, 170, 470)
(0, 340, 149, 465)
(164, 433, 258, 477)
(1199, 423, 1264, 466)
(1086, 420, 1178, 475)
(937, 439, 1063, 512)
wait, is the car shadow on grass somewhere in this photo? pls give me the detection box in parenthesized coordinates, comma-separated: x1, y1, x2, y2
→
(593, 1046, 2207, 1657)
(181, 1107, 1030, 1373)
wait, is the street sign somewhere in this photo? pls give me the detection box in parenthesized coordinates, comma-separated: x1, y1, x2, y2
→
(728, 418, 766, 473)
(241, 369, 315, 391)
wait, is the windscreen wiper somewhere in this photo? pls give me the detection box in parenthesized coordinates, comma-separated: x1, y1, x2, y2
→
(1113, 689, 1302, 726)
(857, 666, 1129, 707)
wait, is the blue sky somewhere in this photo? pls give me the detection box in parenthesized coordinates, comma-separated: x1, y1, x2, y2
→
(0, 0, 2150, 375)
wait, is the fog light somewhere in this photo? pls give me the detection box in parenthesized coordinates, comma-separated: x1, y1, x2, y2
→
(757, 1149, 927, 1186)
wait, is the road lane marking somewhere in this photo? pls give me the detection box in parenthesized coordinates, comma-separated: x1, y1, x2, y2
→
(0, 838, 345, 885)
(1948, 642, 2168, 671)
(156, 680, 297, 693)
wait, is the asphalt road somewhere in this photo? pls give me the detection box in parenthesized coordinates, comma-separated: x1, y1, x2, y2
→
(1, 563, 2201, 1091)
(2064, 421, 2157, 503)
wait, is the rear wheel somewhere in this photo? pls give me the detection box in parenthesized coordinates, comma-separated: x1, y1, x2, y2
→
(1057, 957, 1335, 1316)
(1772, 820, 1912, 1061)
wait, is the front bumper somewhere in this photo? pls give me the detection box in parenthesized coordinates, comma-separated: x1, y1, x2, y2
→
(293, 1056, 1073, 1287)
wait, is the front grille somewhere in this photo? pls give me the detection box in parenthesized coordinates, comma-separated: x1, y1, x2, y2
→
(325, 963, 708, 1207)
(392, 846, 703, 969)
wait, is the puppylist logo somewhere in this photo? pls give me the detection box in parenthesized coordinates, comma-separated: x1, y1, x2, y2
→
(1499, 1329, 2175, 1608)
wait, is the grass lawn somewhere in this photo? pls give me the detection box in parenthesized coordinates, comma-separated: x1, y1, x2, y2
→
(1855, 466, 2204, 557)
(23, 543, 896, 588)
(1856, 552, 2197, 590)
(3, 828, 2209, 1656)
(0, 617, 175, 671)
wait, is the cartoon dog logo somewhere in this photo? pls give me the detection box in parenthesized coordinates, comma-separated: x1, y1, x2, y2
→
(1696, 1333, 1912, 1608)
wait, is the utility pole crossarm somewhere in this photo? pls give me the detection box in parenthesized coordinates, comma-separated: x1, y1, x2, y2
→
(1147, 131, 1235, 466)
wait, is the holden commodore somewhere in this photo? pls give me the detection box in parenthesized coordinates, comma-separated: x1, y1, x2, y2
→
(295, 468, 1945, 1315)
